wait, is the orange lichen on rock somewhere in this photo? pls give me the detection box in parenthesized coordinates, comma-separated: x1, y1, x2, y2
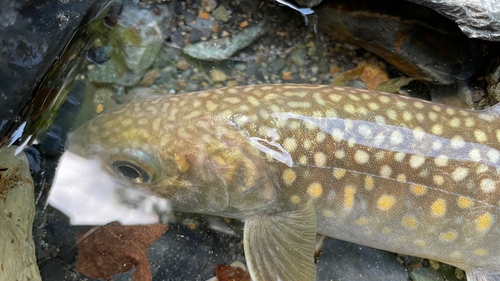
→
(76, 221, 168, 281)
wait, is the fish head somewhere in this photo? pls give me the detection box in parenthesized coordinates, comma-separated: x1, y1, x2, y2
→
(67, 96, 277, 217)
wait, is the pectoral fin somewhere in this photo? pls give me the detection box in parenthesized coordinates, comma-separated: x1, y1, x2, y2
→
(243, 201, 317, 281)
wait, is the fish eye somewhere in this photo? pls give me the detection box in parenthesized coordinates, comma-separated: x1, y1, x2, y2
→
(112, 161, 151, 183)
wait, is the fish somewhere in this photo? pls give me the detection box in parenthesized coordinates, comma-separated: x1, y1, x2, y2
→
(67, 84, 500, 281)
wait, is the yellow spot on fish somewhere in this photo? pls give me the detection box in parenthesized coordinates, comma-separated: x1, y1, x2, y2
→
(121, 119, 133, 127)
(316, 131, 326, 143)
(138, 118, 148, 125)
(413, 102, 424, 109)
(409, 155, 425, 169)
(344, 186, 356, 210)
(477, 213, 493, 232)
(469, 149, 481, 162)
(480, 178, 496, 193)
(448, 117, 461, 127)
(344, 104, 356, 114)
(465, 117, 475, 127)
(431, 124, 442, 135)
(396, 174, 406, 182)
(380, 165, 392, 178)
(206, 101, 218, 111)
(477, 164, 488, 173)
(356, 217, 368, 225)
(354, 150, 369, 164)
(394, 152, 405, 162)
(413, 127, 425, 140)
(308, 182, 323, 198)
(377, 195, 395, 211)
(434, 155, 448, 166)
(402, 111, 413, 121)
(303, 140, 312, 149)
(433, 175, 444, 185)
(446, 108, 455, 115)
(264, 93, 279, 100)
(402, 216, 417, 228)
(428, 112, 438, 121)
(475, 249, 489, 256)
(450, 136, 465, 149)
(431, 105, 441, 112)
(283, 138, 297, 152)
(415, 113, 425, 122)
(323, 210, 334, 217)
(328, 94, 342, 102)
(440, 231, 457, 242)
(450, 251, 462, 259)
(386, 109, 397, 120)
(365, 176, 374, 190)
(390, 131, 404, 145)
(288, 101, 311, 108)
(314, 152, 327, 167)
(247, 96, 260, 106)
(282, 169, 296, 186)
(411, 184, 427, 196)
(333, 168, 346, 179)
(431, 199, 446, 217)
(335, 149, 345, 159)
(457, 196, 473, 209)
(381, 227, 392, 234)
(299, 155, 308, 164)
(452, 167, 469, 181)
(474, 129, 488, 143)
(290, 195, 301, 204)
(368, 103, 379, 110)
(146, 106, 158, 114)
(379, 96, 390, 103)
(413, 239, 426, 248)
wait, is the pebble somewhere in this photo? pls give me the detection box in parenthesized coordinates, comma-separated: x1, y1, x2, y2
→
(201, 0, 217, 12)
(212, 6, 229, 22)
(211, 69, 227, 82)
(139, 69, 161, 86)
(175, 60, 190, 71)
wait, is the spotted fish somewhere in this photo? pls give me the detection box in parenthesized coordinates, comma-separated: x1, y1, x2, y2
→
(68, 84, 500, 281)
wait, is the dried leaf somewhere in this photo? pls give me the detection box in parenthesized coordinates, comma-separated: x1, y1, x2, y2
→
(76, 221, 168, 281)
(215, 264, 251, 281)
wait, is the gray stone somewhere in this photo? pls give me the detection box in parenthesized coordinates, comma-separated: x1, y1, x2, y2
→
(213, 6, 230, 22)
(410, 267, 445, 281)
(116, 0, 171, 73)
(316, 238, 409, 280)
(87, 62, 145, 87)
(183, 20, 268, 60)
(407, 0, 500, 41)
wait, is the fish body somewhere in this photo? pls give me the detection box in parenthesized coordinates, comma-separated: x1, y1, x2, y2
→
(69, 84, 500, 281)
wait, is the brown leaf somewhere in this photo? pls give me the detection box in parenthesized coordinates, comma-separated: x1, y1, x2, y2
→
(215, 264, 251, 281)
(76, 221, 168, 281)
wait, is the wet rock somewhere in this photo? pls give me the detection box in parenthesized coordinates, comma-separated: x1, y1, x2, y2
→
(140, 69, 161, 86)
(86, 45, 111, 65)
(316, 238, 408, 280)
(113, 0, 171, 73)
(201, 0, 218, 12)
(211, 69, 228, 82)
(213, 6, 230, 22)
(87, 62, 146, 87)
(410, 267, 445, 281)
(294, 0, 323, 8)
(0, 146, 41, 281)
(189, 28, 213, 43)
(486, 63, 500, 103)
(0, 0, 107, 147)
(183, 20, 268, 60)
(406, 0, 500, 41)
(316, 1, 480, 84)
